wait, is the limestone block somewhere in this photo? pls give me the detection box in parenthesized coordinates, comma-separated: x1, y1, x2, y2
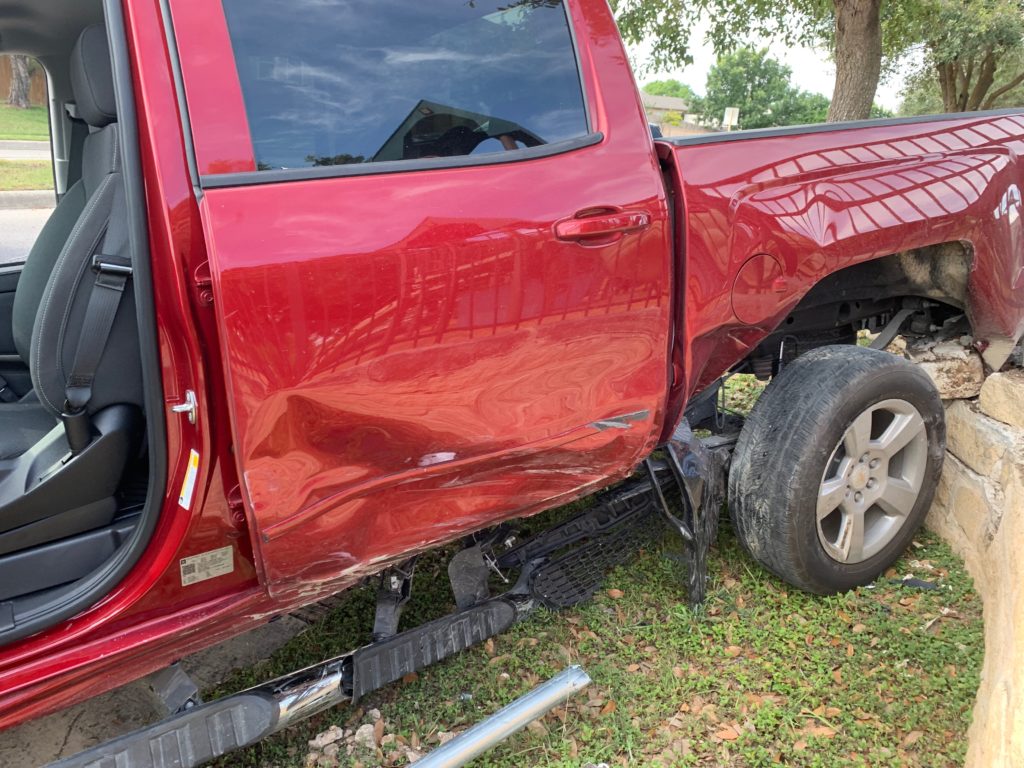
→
(964, 482, 1024, 768)
(979, 369, 1024, 429)
(928, 392, 1024, 768)
(944, 400, 1024, 480)
(926, 453, 1001, 575)
(907, 341, 986, 399)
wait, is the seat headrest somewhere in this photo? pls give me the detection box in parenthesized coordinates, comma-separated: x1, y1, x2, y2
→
(70, 25, 116, 128)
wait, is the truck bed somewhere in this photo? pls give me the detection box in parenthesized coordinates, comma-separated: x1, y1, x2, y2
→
(658, 109, 1024, 404)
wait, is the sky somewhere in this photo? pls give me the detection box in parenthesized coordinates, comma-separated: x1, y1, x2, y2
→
(628, 17, 907, 112)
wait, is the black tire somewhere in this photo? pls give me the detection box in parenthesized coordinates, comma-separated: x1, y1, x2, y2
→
(728, 345, 945, 594)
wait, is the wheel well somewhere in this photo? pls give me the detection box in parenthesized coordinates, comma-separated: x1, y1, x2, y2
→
(740, 242, 973, 378)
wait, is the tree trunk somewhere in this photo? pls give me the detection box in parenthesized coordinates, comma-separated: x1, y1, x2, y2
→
(965, 49, 997, 111)
(938, 60, 956, 112)
(7, 55, 32, 109)
(827, 0, 882, 123)
(933, 47, 1024, 112)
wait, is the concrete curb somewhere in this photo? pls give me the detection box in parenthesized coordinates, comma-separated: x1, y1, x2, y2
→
(0, 140, 51, 161)
(0, 190, 55, 210)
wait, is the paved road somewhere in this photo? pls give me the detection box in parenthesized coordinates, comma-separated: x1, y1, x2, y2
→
(0, 139, 50, 161)
(0, 208, 51, 265)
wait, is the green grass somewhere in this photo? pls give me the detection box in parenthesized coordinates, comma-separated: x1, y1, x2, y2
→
(722, 374, 765, 415)
(0, 159, 52, 191)
(208, 523, 982, 768)
(206, 373, 980, 766)
(0, 105, 49, 141)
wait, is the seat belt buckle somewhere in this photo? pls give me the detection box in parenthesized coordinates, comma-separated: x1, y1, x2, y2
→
(91, 254, 133, 277)
(61, 401, 93, 456)
(0, 374, 15, 403)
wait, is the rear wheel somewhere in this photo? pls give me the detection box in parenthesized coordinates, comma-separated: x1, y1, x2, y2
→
(728, 345, 945, 594)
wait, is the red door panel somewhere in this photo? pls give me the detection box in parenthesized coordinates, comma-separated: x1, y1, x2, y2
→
(178, 0, 673, 594)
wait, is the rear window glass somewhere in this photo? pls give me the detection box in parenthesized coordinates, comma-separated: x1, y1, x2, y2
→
(220, 0, 590, 172)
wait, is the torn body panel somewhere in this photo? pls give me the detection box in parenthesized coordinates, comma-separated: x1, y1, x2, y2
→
(659, 113, 1024, 437)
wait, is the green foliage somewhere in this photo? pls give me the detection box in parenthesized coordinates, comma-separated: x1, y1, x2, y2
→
(788, 91, 832, 126)
(611, 0, 934, 73)
(904, 0, 1024, 112)
(608, 0, 956, 121)
(898, 64, 949, 116)
(900, 47, 1024, 115)
(923, 0, 1024, 66)
(876, 2, 938, 70)
(208, 525, 982, 767)
(662, 110, 684, 126)
(642, 78, 698, 102)
(700, 48, 830, 129)
(610, 0, 831, 74)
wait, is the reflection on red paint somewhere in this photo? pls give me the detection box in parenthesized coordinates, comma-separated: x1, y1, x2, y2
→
(659, 113, 1024, 428)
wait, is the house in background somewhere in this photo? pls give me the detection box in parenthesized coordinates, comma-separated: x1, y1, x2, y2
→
(640, 92, 711, 138)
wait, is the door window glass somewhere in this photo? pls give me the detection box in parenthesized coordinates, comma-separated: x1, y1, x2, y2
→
(0, 54, 54, 266)
(220, 0, 590, 172)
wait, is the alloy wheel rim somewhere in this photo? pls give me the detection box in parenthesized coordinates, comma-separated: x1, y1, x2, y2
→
(816, 398, 929, 565)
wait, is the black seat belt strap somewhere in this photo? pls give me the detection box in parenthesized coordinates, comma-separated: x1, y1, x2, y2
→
(65, 108, 89, 191)
(61, 181, 131, 454)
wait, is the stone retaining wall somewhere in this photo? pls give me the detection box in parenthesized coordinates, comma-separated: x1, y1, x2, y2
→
(925, 369, 1024, 768)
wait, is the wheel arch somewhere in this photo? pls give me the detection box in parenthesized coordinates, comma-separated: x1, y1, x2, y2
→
(736, 241, 977, 377)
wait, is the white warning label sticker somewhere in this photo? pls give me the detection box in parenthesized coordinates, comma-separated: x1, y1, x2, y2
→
(178, 449, 200, 510)
(180, 545, 234, 586)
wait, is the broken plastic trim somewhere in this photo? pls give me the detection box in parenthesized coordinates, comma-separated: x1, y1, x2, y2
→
(646, 419, 728, 607)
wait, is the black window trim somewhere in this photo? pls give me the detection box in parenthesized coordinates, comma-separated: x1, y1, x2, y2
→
(200, 132, 604, 188)
(159, 0, 202, 198)
(202, 0, 598, 190)
(665, 107, 1024, 147)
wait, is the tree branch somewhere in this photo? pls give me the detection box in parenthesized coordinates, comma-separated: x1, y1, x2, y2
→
(982, 69, 1024, 109)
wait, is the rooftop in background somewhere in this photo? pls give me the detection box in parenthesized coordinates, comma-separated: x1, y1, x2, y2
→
(640, 92, 689, 112)
(640, 92, 711, 138)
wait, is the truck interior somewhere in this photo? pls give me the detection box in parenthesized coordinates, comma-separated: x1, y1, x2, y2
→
(0, 0, 162, 645)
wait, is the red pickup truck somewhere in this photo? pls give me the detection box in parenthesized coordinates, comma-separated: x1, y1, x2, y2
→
(1, 0, 1022, 764)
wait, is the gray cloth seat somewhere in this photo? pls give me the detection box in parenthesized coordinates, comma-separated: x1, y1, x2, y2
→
(0, 401, 60, 458)
(0, 24, 141, 461)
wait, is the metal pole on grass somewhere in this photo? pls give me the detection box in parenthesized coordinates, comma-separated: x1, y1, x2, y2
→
(415, 665, 592, 768)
